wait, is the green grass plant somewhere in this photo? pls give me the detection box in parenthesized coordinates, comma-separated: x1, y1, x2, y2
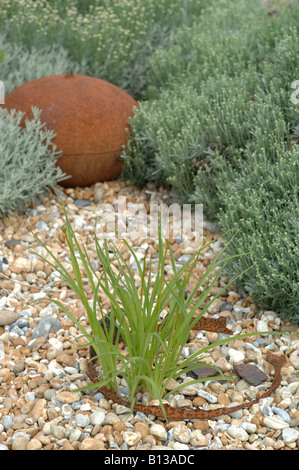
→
(27, 210, 296, 418)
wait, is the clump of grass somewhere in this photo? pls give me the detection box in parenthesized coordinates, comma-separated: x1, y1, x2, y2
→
(28, 209, 294, 418)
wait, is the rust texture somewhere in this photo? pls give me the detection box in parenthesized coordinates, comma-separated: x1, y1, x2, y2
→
(88, 317, 286, 420)
(3, 74, 138, 187)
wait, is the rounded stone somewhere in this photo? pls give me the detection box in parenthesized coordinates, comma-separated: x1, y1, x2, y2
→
(79, 438, 105, 450)
(189, 429, 209, 447)
(75, 413, 90, 428)
(122, 431, 142, 447)
(12, 436, 30, 451)
(150, 424, 168, 442)
(227, 425, 249, 441)
(90, 411, 106, 426)
(172, 424, 191, 444)
(26, 439, 42, 450)
(3, 74, 138, 187)
(32, 316, 61, 339)
(282, 427, 299, 444)
(263, 416, 289, 430)
(0, 310, 19, 326)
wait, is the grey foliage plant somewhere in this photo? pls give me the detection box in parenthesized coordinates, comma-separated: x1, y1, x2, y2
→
(0, 34, 81, 94)
(0, 107, 67, 216)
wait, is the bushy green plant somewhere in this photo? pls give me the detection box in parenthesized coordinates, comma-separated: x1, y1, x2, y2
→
(0, 35, 80, 94)
(121, 0, 299, 322)
(0, 0, 213, 98)
(210, 147, 299, 322)
(0, 107, 66, 216)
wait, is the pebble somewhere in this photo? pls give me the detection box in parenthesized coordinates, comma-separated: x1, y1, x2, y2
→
(227, 426, 249, 441)
(0, 178, 297, 452)
(32, 316, 61, 339)
(263, 416, 290, 430)
(282, 428, 299, 444)
(11, 436, 30, 451)
(90, 411, 106, 426)
(150, 424, 168, 441)
(228, 348, 245, 363)
(0, 310, 19, 326)
(172, 424, 191, 444)
(123, 431, 142, 447)
(189, 429, 209, 447)
(74, 414, 90, 428)
(240, 422, 257, 434)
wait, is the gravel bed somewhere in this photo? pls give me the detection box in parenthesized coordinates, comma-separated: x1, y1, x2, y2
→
(0, 179, 298, 451)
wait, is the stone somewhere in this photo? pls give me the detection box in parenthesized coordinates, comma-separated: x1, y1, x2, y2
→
(207, 298, 223, 314)
(189, 429, 210, 447)
(263, 416, 289, 430)
(90, 411, 106, 427)
(32, 316, 60, 339)
(227, 425, 249, 442)
(56, 353, 77, 367)
(187, 364, 220, 380)
(10, 257, 32, 274)
(55, 391, 81, 404)
(233, 362, 268, 386)
(3, 74, 138, 186)
(12, 436, 30, 450)
(134, 422, 150, 439)
(228, 348, 245, 363)
(172, 424, 191, 444)
(79, 438, 105, 450)
(240, 422, 257, 434)
(122, 431, 142, 447)
(50, 424, 65, 439)
(150, 424, 168, 442)
(29, 399, 47, 421)
(75, 413, 90, 428)
(282, 427, 299, 444)
(256, 320, 269, 332)
(26, 439, 42, 450)
(0, 310, 19, 326)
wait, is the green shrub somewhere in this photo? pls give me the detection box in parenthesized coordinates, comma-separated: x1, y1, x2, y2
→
(0, 35, 80, 94)
(121, 0, 299, 322)
(0, 107, 66, 216)
(0, 0, 212, 98)
(214, 147, 299, 322)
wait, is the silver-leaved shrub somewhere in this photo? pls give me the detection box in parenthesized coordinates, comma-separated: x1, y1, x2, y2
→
(0, 107, 66, 216)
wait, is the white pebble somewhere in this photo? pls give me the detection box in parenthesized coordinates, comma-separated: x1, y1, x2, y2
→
(123, 431, 141, 447)
(150, 424, 168, 441)
(90, 411, 106, 426)
(256, 320, 269, 332)
(282, 428, 299, 444)
(228, 348, 245, 363)
(227, 426, 249, 441)
(48, 338, 63, 352)
(172, 424, 191, 444)
(69, 428, 82, 443)
(263, 416, 289, 430)
(75, 413, 90, 428)
(197, 390, 218, 404)
(172, 442, 190, 450)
